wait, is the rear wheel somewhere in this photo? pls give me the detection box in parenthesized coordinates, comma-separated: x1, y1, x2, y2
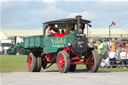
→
(86, 50, 101, 72)
(56, 51, 70, 73)
(36, 57, 42, 72)
(28, 53, 37, 72)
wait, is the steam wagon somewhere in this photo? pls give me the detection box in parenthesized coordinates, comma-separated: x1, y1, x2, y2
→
(24, 16, 101, 73)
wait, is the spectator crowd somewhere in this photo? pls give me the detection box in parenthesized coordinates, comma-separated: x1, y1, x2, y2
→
(89, 38, 128, 68)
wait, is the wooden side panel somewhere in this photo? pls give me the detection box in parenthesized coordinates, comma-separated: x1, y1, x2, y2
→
(43, 36, 67, 54)
(24, 35, 43, 48)
(30, 37, 34, 48)
(24, 38, 30, 48)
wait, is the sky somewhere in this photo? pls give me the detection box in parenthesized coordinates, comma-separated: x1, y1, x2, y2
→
(0, 0, 128, 30)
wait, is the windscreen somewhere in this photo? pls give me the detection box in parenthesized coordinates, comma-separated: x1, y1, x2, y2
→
(1, 43, 11, 47)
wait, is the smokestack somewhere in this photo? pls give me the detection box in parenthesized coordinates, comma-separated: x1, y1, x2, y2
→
(76, 15, 82, 34)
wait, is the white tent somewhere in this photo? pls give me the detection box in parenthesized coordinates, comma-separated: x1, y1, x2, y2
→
(0, 28, 128, 38)
(84, 29, 128, 38)
(0, 31, 8, 42)
(1, 29, 42, 37)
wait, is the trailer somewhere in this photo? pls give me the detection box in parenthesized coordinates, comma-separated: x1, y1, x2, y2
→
(24, 15, 102, 73)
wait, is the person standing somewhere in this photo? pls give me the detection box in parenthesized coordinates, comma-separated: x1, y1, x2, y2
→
(125, 41, 128, 53)
(98, 40, 105, 67)
(98, 40, 105, 58)
(103, 39, 109, 59)
(111, 38, 118, 50)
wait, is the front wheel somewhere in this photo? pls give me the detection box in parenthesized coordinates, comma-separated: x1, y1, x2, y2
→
(56, 51, 70, 73)
(86, 50, 102, 72)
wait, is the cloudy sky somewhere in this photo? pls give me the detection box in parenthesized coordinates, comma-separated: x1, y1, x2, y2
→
(0, 0, 128, 30)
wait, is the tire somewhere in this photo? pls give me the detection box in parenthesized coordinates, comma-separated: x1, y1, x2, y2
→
(86, 50, 102, 72)
(56, 51, 70, 73)
(69, 65, 76, 72)
(28, 52, 37, 72)
(36, 57, 42, 72)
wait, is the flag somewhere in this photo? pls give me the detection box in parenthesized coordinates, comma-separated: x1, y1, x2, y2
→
(112, 21, 116, 25)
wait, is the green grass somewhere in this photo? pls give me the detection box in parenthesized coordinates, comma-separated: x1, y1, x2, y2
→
(0, 55, 28, 72)
(0, 55, 128, 72)
(98, 68, 128, 72)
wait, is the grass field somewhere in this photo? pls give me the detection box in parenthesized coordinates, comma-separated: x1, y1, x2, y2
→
(0, 55, 128, 72)
(0, 55, 28, 72)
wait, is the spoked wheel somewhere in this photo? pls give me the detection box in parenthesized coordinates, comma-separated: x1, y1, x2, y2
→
(56, 51, 70, 73)
(28, 53, 37, 72)
(86, 50, 101, 72)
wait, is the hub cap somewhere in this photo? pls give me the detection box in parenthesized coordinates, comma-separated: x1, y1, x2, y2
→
(28, 56, 32, 69)
(58, 55, 65, 69)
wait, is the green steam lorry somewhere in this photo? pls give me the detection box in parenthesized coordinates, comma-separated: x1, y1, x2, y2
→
(24, 16, 101, 73)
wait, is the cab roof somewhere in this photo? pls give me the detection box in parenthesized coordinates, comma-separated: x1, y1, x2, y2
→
(43, 18, 91, 24)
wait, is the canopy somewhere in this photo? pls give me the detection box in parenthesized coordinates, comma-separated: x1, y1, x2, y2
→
(43, 18, 91, 24)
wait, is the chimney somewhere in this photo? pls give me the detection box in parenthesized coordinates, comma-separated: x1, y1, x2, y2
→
(76, 15, 82, 34)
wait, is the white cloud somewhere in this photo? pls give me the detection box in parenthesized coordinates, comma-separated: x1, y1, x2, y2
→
(41, 0, 57, 5)
(0, 0, 39, 2)
(67, 11, 96, 20)
(65, 0, 99, 1)
(101, 0, 128, 1)
(41, 5, 69, 20)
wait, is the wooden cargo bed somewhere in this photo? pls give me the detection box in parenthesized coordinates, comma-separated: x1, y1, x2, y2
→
(24, 35, 43, 48)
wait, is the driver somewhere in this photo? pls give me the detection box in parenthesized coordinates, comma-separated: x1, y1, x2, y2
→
(45, 24, 52, 37)
(45, 24, 59, 37)
(49, 27, 57, 37)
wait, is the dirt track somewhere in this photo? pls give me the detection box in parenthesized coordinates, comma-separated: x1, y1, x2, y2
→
(1, 72, 128, 85)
